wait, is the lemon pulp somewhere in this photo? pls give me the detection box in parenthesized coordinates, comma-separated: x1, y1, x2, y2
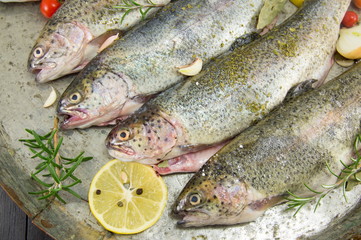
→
(88, 160, 167, 234)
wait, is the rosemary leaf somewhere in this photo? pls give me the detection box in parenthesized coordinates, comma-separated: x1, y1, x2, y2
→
(30, 174, 53, 188)
(54, 193, 67, 204)
(49, 160, 63, 169)
(33, 133, 53, 155)
(141, 7, 153, 20)
(32, 163, 48, 176)
(60, 157, 84, 181)
(62, 179, 82, 189)
(113, 0, 166, 24)
(31, 150, 48, 160)
(130, 0, 141, 6)
(304, 183, 323, 194)
(293, 203, 306, 216)
(320, 184, 338, 189)
(37, 192, 54, 200)
(21, 119, 92, 204)
(340, 160, 354, 170)
(28, 189, 51, 195)
(68, 174, 81, 182)
(63, 188, 83, 200)
(35, 161, 47, 170)
(313, 193, 326, 212)
(24, 142, 41, 149)
(82, 156, 93, 162)
(120, 9, 132, 24)
(47, 164, 61, 184)
(326, 162, 343, 179)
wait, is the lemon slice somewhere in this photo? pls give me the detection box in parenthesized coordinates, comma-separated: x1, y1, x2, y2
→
(88, 160, 168, 234)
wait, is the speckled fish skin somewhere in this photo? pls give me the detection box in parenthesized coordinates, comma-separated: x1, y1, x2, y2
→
(57, 0, 265, 129)
(173, 60, 361, 227)
(28, 0, 170, 83)
(106, 0, 350, 164)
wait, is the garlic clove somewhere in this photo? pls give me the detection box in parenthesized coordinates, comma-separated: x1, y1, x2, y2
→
(177, 58, 203, 76)
(98, 33, 120, 53)
(43, 87, 57, 108)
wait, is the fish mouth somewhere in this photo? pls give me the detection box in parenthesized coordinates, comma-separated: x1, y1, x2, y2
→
(174, 210, 211, 227)
(29, 63, 58, 83)
(58, 108, 91, 129)
(106, 143, 136, 156)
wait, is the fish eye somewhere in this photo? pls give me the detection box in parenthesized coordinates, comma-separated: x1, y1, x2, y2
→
(117, 129, 132, 141)
(188, 193, 202, 206)
(69, 92, 81, 104)
(33, 47, 44, 58)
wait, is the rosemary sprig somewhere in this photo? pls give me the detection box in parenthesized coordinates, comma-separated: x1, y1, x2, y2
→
(113, 0, 166, 24)
(19, 118, 92, 204)
(285, 133, 361, 215)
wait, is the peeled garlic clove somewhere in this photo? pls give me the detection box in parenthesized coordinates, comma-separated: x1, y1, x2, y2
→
(178, 58, 203, 76)
(43, 87, 57, 108)
(336, 25, 361, 59)
(98, 33, 120, 53)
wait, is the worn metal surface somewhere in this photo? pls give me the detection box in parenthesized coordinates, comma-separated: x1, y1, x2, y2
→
(0, 2, 360, 240)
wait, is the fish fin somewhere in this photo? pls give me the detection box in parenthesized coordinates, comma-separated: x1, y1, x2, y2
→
(98, 115, 129, 126)
(229, 32, 261, 51)
(154, 143, 226, 175)
(69, 62, 90, 73)
(248, 195, 286, 211)
(284, 79, 317, 101)
(84, 30, 122, 60)
(309, 50, 335, 88)
(232, 194, 285, 223)
(259, 15, 280, 36)
(131, 94, 155, 103)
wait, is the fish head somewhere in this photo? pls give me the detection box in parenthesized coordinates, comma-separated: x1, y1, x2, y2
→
(28, 22, 92, 82)
(106, 110, 178, 164)
(57, 69, 131, 129)
(173, 172, 250, 227)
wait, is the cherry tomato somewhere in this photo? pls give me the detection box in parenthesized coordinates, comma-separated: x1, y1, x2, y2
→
(341, 11, 359, 28)
(353, 0, 361, 9)
(40, 0, 62, 18)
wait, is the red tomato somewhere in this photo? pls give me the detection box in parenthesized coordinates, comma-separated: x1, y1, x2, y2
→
(40, 0, 62, 18)
(342, 11, 359, 28)
(353, 0, 361, 9)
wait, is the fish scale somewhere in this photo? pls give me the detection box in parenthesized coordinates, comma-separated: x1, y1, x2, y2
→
(174, 59, 361, 227)
(106, 0, 351, 164)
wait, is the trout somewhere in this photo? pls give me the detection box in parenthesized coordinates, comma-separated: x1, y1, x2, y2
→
(57, 0, 264, 129)
(173, 61, 361, 227)
(28, 0, 170, 82)
(106, 0, 350, 165)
